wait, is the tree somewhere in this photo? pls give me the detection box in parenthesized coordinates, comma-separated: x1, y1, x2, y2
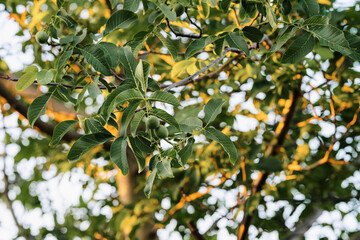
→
(1, 0, 360, 239)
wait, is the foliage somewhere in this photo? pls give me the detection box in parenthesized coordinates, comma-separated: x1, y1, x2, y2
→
(1, 0, 360, 239)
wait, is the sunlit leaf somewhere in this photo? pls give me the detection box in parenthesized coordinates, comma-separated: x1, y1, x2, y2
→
(16, 65, 38, 91)
(204, 98, 225, 124)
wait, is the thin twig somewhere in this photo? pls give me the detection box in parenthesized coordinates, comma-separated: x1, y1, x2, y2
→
(163, 47, 245, 91)
(237, 87, 302, 240)
(187, 220, 205, 240)
(110, 69, 125, 82)
(165, 9, 202, 39)
(0, 74, 114, 90)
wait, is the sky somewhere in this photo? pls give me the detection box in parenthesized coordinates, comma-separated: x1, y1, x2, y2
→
(0, 0, 360, 240)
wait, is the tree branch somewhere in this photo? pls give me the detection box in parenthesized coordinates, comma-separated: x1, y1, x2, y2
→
(165, 10, 202, 39)
(0, 81, 82, 142)
(187, 220, 205, 240)
(0, 74, 112, 90)
(237, 87, 302, 240)
(163, 47, 245, 91)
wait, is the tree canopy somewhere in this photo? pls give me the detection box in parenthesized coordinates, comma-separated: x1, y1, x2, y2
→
(1, 0, 360, 239)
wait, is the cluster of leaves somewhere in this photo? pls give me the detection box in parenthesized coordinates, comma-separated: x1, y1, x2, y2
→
(2, 0, 360, 239)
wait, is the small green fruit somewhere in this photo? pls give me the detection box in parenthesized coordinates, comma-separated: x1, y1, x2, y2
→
(35, 31, 48, 44)
(146, 116, 160, 129)
(174, 4, 185, 17)
(156, 125, 168, 139)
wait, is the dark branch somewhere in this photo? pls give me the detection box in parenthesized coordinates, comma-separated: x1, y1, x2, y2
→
(165, 10, 202, 39)
(187, 220, 205, 240)
(0, 81, 113, 151)
(237, 87, 302, 240)
(0, 81, 82, 142)
(0, 74, 113, 90)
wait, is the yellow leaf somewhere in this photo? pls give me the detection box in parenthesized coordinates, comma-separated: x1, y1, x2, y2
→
(171, 59, 196, 78)
(341, 85, 354, 93)
(296, 144, 309, 160)
(318, 0, 331, 5)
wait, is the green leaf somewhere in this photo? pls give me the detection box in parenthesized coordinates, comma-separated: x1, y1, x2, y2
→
(148, 91, 181, 107)
(16, 65, 38, 91)
(108, 116, 119, 130)
(128, 137, 146, 172)
(257, 156, 283, 172)
(243, 26, 263, 42)
(75, 83, 89, 112)
(157, 3, 176, 22)
(119, 47, 138, 81)
(282, 32, 315, 63)
(103, 10, 138, 36)
(266, 26, 298, 60)
(204, 98, 225, 124)
(124, 0, 140, 12)
(55, 85, 76, 104)
(27, 92, 53, 127)
(149, 108, 180, 129)
(309, 25, 352, 56)
(101, 80, 135, 118)
(49, 120, 78, 146)
(79, 45, 111, 75)
(300, 0, 319, 17)
(57, 47, 73, 71)
(85, 118, 112, 135)
(175, 106, 201, 122)
(120, 101, 141, 137)
(156, 158, 174, 178)
(178, 137, 195, 165)
(183, 117, 203, 128)
(98, 42, 120, 68)
(132, 136, 154, 153)
(155, 30, 178, 61)
(185, 37, 212, 59)
(265, 2, 277, 30)
(110, 0, 118, 8)
(113, 89, 144, 109)
(144, 168, 157, 198)
(213, 37, 225, 55)
(67, 133, 113, 161)
(131, 110, 145, 137)
(148, 78, 160, 91)
(135, 60, 151, 92)
(344, 31, 360, 61)
(56, 0, 64, 8)
(110, 137, 128, 175)
(220, 0, 232, 13)
(37, 69, 55, 84)
(57, 12, 77, 31)
(201, 1, 210, 18)
(171, 59, 196, 78)
(225, 32, 249, 55)
(302, 15, 329, 26)
(204, 127, 238, 164)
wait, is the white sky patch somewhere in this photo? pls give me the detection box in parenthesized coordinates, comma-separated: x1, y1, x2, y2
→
(234, 115, 259, 132)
